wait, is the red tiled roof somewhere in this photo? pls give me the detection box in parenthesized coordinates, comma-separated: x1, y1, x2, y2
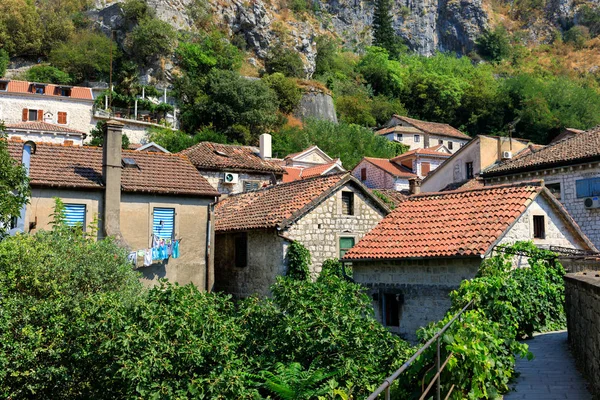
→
(282, 162, 343, 182)
(391, 148, 452, 161)
(180, 142, 286, 174)
(485, 126, 600, 176)
(2, 80, 93, 100)
(343, 183, 544, 260)
(376, 125, 422, 136)
(439, 177, 485, 192)
(7, 140, 218, 196)
(370, 189, 410, 206)
(363, 157, 417, 178)
(6, 121, 86, 135)
(215, 173, 387, 232)
(282, 166, 303, 182)
(392, 115, 471, 140)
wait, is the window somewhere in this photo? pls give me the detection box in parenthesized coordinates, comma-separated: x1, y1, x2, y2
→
(576, 178, 600, 198)
(533, 215, 545, 239)
(546, 182, 561, 200)
(243, 181, 260, 192)
(59, 88, 71, 97)
(360, 167, 367, 181)
(414, 135, 420, 143)
(29, 109, 41, 121)
(383, 293, 401, 327)
(64, 203, 86, 229)
(421, 162, 431, 175)
(9, 216, 18, 230)
(0, 81, 7, 91)
(448, 141, 454, 150)
(152, 207, 175, 239)
(466, 162, 474, 179)
(33, 85, 45, 94)
(234, 232, 248, 268)
(341, 192, 354, 215)
(339, 237, 355, 258)
(396, 134, 403, 141)
(438, 139, 443, 145)
(57, 112, 67, 125)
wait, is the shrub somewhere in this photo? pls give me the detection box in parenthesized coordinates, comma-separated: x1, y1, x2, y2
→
(265, 45, 305, 78)
(89, 121, 131, 149)
(579, 5, 600, 37)
(120, 0, 153, 23)
(25, 65, 71, 84)
(0, 49, 8, 79)
(476, 26, 512, 62)
(286, 241, 311, 280)
(127, 17, 177, 62)
(564, 25, 590, 49)
(263, 73, 302, 114)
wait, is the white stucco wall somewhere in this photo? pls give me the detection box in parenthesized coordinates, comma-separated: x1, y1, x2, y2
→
(421, 139, 481, 192)
(429, 135, 469, 153)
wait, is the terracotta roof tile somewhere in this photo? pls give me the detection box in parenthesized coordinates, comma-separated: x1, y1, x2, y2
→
(391, 148, 452, 161)
(343, 183, 543, 260)
(215, 173, 360, 232)
(363, 157, 417, 178)
(376, 126, 422, 135)
(393, 115, 471, 140)
(439, 177, 485, 192)
(180, 142, 286, 174)
(370, 189, 410, 206)
(282, 166, 303, 182)
(6, 121, 86, 135)
(7, 140, 218, 196)
(485, 126, 600, 176)
(3, 80, 93, 100)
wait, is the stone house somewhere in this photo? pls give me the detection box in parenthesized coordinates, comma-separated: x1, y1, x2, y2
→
(8, 121, 220, 289)
(342, 183, 595, 341)
(375, 115, 471, 153)
(279, 145, 346, 183)
(483, 126, 600, 249)
(421, 135, 532, 193)
(352, 157, 417, 191)
(5, 121, 87, 146)
(389, 146, 452, 178)
(180, 135, 286, 195)
(213, 173, 390, 298)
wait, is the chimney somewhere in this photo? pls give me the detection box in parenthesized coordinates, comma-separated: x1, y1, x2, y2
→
(259, 133, 272, 159)
(102, 120, 126, 245)
(409, 177, 421, 195)
(14, 141, 36, 234)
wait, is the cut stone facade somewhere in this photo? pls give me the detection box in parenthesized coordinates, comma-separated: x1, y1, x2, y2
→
(352, 159, 409, 191)
(564, 272, 600, 398)
(214, 182, 387, 298)
(199, 170, 279, 195)
(485, 164, 600, 249)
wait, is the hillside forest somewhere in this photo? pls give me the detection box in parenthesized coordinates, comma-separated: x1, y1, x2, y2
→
(2, 0, 600, 166)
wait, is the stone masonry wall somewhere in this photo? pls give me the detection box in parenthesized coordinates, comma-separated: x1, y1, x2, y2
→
(353, 258, 481, 342)
(564, 272, 600, 398)
(199, 170, 278, 195)
(285, 182, 387, 275)
(352, 159, 409, 191)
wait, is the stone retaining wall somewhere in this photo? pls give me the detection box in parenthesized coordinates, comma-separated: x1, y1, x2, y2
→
(564, 272, 600, 398)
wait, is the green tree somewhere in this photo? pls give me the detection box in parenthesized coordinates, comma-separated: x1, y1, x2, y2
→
(263, 73, 302, 114)
(0, 0, 43, 56)
(372, 0, 403, 58)
(265, 44, 305, 78)
(25, 65, 72, 84)
(49, 30, 117, 82)
(476, 26, 512, 62)
(127, 17, 177, 62)
(89, 121, 131, 149)
(120, 0, 154, 24)
(0, 49, 8, 77)
(286, 241, 311, 281)
(0, 123, 29, 237)
(563, 25, 590, 49)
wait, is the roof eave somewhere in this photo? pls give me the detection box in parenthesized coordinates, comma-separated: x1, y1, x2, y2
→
(483, 155, 600, 178)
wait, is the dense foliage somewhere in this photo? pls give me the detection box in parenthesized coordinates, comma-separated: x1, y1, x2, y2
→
(0, 123, 29, 238)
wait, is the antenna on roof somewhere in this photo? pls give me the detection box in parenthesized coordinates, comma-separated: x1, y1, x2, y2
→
(109, 30, 115, 113)
(507, 117, 521, 151)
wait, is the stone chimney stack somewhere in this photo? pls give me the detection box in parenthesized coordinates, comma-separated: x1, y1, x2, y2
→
(259, 133, 272, 159)
(409, 177, 421, 195)
(102, 120, 125, 243)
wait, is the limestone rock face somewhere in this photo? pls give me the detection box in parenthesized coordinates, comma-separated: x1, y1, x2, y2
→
(295, 90, 338, 123)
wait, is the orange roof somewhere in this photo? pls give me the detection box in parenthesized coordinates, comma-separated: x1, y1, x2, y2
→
(2, 80, 93, 100)
(7, 140, 218, 197)
(376, 125, 422, 135)
(362, 157, 417, 178)
(391, 148, 452, 161)
(283, 162, 345, 182)
(6, 121, 86, 135)
(392, 115, 471, 140)
(215, 173, 388, 232)
(343, 183, 548, 260)
(282, 166, 303, 182)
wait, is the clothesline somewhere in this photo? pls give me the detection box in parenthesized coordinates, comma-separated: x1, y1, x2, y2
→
(127, 234, 182, 268)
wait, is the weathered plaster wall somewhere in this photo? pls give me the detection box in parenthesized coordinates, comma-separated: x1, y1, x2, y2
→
(7, 131, 84, 146)
(199, 169, 278, 195)
(353, 258, 481, 341)
(564, 272, 600, 398)
(352, 159, 409, 190)
(413, 156, 445, 178)
(214, 229, 287, 298)
(486, 164, 600, 249)
(429, 134, 469, 153)
(285, 183, 387, 274)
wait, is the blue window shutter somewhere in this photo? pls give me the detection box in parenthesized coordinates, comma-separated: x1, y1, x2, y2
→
(153, 208, 175, 239)
(576, 178, 600, 198)
(64, 204, 86, 227)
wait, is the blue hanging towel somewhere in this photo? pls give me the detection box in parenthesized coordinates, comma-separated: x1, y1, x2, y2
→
(160, 242, 168, 260)
(172, 240, 180, 259)
(152, 246, 159, 261)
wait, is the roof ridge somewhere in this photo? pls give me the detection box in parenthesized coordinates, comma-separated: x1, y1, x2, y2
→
(411, 180, 543, 198)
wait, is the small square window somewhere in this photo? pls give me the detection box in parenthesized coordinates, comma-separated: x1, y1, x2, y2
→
(438, 139, 443, 145)
(243, 181, 260, 192)
(60, 88, 71, 97)
(235, 233, 248, 268)
(533, 215, 545, 239)
(414, 135, 420, 143)
(0, 81, 7, 91)
(397, 134, 403, 141)
(546, 182, 561, 200)
(28, 109, 38, 121)
(466, 162, 474, 179)
(34, 85, 45, 94)
(341, 192, 354, 215)
(339, 236, 355, 258)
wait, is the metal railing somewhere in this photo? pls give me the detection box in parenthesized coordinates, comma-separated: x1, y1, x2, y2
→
(367, 299, 475, 400)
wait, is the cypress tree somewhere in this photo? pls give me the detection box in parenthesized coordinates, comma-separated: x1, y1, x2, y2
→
(372, 0, 400, 57)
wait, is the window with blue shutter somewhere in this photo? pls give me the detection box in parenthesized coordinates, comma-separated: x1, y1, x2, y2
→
(64, 204, 86, 229)
(576, 178, 600, 198)
(153, 208, 175, 239)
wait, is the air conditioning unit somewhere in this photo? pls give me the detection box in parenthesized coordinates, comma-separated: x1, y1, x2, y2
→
(584, 197, 600, 209)
(223, 172, 239, 184)
(502, 151, 513, 160)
